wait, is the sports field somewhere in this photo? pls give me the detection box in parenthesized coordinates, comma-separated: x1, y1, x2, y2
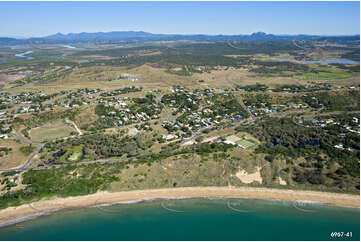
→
(236, 139, 256, 149)
(29, 121, 75, 143)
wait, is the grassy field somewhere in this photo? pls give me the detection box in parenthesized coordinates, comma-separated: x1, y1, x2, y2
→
(5, 64, 323, 95)
(107, 158, 233, 192)
(29, 121, 75, 143)
(236, 139, 256, 149)
(0, 140, 29, 169)
(295, 72, 353, 80)
(73, 105, 98, 130)
(19, 145, 36, 156)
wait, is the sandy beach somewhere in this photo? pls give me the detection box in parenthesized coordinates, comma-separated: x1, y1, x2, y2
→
(0, 186, 359, 227)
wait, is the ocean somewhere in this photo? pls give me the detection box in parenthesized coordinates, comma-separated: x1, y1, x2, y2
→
(0, 198, 359, 241)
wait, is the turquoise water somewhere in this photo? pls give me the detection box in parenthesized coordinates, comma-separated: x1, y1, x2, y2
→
(0, 198, 359, 241)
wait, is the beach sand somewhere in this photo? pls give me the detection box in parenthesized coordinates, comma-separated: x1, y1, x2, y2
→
(235, 167, 263, 184)
(0, 186, 359, 227)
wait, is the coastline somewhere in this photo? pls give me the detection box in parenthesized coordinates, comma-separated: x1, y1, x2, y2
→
(0, 186, 359, 228)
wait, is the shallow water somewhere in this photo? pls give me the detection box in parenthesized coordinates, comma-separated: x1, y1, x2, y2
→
(14, 50, 34, 60)
(62, 45, 76, 49)
(0, 51, 35, 64)
(0, 198, 359, 241)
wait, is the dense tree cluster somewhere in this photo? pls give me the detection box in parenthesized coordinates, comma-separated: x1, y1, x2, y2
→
(237, 117, 359, 189)
(43, 132, 153, 163)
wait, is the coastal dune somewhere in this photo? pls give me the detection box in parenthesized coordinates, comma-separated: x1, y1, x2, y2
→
(0, 186, 359, 227)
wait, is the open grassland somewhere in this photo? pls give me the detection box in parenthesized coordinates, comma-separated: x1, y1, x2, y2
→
(4, 64, 187, 94)
(295, 72, 354, 80)
(29, 121, 75, 143)
(6, 63, 343, 95)
(0, 140, 29, 170)
(73, 105, 98, 130)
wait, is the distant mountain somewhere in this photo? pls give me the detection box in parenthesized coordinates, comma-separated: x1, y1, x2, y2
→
(38, 31, 361, 43)
(44, 31, 159, 41)
(39, 31, 320, 42)
(0, 31, 359, 46)
(0, 37, 27, 45)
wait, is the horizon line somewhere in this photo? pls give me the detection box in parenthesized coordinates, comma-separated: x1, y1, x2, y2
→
(4, 30, 361, 39)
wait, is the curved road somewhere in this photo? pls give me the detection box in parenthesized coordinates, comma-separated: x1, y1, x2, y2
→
(0, 143, 44, 173)
(0, 154, 128, 174)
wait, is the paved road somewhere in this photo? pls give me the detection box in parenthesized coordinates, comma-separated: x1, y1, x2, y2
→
(0, 131, 45, 173)
(223, 71, 256, 122)
(236, 97, 256, 121)
(11, 131, 31, 145)
(180, 126, 213, 145)
(0, 155, 128, 174)
(0, 90, 256, 174)
(1, 121, 251, 174)
(156, 96, 175, 123)
(0, 144, 44, 173)
(180, 117, 253, 146)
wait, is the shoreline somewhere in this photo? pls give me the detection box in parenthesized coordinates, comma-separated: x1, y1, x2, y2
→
(0, 186, 359, 228)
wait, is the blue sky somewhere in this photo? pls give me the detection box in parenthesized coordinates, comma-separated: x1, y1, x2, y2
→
(1, 1, 360, 37)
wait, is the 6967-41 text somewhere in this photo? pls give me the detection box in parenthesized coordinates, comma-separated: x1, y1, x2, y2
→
(330, 232, 353, 238)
